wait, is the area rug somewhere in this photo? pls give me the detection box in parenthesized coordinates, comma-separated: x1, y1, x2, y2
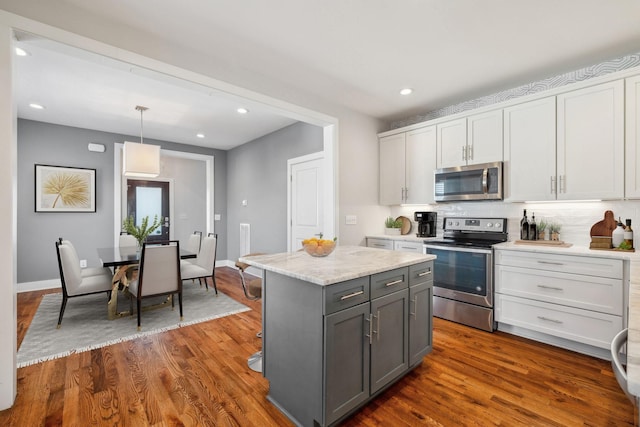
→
(17, 285, 250, 367)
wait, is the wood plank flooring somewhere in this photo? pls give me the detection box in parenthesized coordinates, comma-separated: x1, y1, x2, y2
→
(1, 266, 635, 426)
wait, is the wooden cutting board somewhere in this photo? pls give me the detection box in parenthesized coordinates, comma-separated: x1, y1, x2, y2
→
(590, 210, 617, 237)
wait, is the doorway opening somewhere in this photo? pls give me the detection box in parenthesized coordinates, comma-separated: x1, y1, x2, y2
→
(126, 179, 171, 241)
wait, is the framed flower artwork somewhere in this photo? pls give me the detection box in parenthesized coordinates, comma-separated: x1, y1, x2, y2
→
(34, 164, 96, 212)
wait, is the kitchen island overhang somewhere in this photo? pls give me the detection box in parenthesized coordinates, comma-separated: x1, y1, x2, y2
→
(240, 246, 436, 427)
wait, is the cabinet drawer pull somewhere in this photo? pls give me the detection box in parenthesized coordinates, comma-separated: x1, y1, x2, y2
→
(537, 260, 564, 266)
(537, 316, 563, 324)
(537, 284, 563, 291)
(340, 290, 364, 301)
(385, 279, 403, 287)
(411, 295, 418, 318)
(418, 270, 432, 277)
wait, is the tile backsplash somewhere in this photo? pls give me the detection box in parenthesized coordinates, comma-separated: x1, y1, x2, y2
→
(390, 200, 640, 248)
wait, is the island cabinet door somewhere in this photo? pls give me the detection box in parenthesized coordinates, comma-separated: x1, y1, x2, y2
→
(324, 302, 371, 426)
(409, 281, 433, 366)
(370, 288, 409, 394)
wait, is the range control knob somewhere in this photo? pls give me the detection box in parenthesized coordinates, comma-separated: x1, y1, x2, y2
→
(486, 223, 493, 228)
(494, 222, 502, 229)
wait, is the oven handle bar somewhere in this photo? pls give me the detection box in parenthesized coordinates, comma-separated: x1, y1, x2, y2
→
(423, 244, 492, 255)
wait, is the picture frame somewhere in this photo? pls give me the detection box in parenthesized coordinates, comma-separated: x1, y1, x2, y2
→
(34, 164, 96, 213)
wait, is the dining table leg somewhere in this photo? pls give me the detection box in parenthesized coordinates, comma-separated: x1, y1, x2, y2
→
(107, 265, 135, 320)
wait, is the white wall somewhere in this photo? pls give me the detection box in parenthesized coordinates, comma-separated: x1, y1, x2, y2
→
(0, 23, 17, 409)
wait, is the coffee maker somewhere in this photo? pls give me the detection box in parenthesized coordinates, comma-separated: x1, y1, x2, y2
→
(415, 212, 437, 237)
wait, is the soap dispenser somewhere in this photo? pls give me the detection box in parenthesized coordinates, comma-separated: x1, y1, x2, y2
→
(612, 217, 625, 248)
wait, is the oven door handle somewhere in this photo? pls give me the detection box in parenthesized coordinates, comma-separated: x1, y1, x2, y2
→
(424, 244, 492, 255)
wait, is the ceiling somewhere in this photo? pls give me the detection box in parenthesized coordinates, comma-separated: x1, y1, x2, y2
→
(7, 0, 640, 149)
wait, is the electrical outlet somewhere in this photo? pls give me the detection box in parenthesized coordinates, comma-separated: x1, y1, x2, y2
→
(345, 215, 357, 225)
(79, 259, 87, 268)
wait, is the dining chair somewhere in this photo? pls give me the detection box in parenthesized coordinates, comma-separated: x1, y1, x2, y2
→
(58, 238, 113, 277)
(55, 240, 113, 328)
(236, 254, 264, 372)
(180, 231, 203, 272)
(119, 232, 138, 248)
(180, 235, 218, 294)
(128, 240, 183, 331)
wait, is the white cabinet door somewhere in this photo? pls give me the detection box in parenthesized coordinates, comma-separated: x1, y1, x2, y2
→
(466, 109, 503, 165)
(436, 118, 466, 168)
(503, 97, 556, 202)
(405, 126, 436, 204)
(379, 133, 405, 205)
(557, 80, 624, 200)
(626, 75, 640, 198)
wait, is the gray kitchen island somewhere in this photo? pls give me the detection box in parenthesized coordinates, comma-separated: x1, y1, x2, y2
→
(239, 246, 436, 427)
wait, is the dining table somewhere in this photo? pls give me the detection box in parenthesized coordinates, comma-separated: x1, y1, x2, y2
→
(98, 245, 196, 320)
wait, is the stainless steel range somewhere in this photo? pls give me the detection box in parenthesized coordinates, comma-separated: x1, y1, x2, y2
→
(423, 217, 508, 332)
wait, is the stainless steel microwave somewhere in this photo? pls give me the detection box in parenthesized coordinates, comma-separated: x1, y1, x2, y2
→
(434, 161, 503, 202)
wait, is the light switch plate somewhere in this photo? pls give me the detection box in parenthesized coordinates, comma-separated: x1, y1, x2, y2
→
(345, 215, 357, 225)
(214, 214, 221, 221)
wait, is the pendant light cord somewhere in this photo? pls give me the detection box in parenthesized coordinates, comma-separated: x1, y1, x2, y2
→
(136, 105, 148, 145)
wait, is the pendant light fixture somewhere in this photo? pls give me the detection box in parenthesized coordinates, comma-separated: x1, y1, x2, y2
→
(122, 105, 160, 177)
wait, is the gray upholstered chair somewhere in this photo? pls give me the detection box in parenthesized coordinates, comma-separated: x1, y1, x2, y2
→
(55, 240, 113, 328)
(236, 254, 264, 372)
(59, 238, 112, 278)
(119, 232, 138, 248)
(180, 235, 218, 294)
(128, 240, 183, 331)
(186, 231, 202, 256)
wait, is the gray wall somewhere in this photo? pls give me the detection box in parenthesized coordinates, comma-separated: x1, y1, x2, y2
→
(17, 119, 227, 284)
(226, 122, 323, 261)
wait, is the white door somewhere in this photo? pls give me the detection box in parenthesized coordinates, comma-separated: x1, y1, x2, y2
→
(289, 153, 324, 251)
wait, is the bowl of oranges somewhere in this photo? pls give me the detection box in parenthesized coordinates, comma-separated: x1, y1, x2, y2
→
(302, 236, 337, 257)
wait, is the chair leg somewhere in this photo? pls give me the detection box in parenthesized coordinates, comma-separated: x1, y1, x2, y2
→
(202, 277, 209, 291)
(211, 273, 218, 295)
(137, 299, 142, 331)
(57, 295, 68, 329)
(178, 291, 183, 321)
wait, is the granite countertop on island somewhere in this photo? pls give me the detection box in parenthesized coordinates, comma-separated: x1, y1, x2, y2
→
(239, 245, 436, 286)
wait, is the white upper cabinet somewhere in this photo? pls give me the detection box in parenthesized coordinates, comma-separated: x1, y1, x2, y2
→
(379, 126, 436, 205)
(466, 110, 503, 166)
(626, 75, 640, 198)
(437, 110, 502, 169)
(557, 80, 624, 200)
(379, 133, 406, 205)
(436, 118, 466, 168)
(504, 97, 557, 202)
(405, 126, 436, 204)
(505, 80, 624, 202)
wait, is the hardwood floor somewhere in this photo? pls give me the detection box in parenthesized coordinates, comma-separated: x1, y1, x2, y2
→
(1, 266, 634, 426)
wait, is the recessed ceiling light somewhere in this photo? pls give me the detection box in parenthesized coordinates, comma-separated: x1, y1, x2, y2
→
(400, 88, 413, 96)
(29, 103, 45, 110)
(14, 47, 29, 57)
(196, 133, 205, 138)
(237, 108, 249, 114)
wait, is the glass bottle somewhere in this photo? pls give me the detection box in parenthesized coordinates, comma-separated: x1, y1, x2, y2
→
(529, 213, 538, 241)
(625, 219, 634, 250)
(520, 210, 529, 240)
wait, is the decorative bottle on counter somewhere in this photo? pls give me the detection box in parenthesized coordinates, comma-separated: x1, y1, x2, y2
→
(529, 213, 538, 241)
(520, 210, 529, 240)
(612, 217, 625, 248)
(625, 219, 634, 250)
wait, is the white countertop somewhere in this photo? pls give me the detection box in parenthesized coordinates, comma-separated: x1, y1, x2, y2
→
(239, 245, 436, 286)
(496, 241, 640, 396)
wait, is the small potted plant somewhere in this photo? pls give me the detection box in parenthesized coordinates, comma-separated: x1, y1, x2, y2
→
(537, 219, 547, 241)
(384, 216, 403, 235)
(548, 222, 562, 241)
(123, 215, 162, 249)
